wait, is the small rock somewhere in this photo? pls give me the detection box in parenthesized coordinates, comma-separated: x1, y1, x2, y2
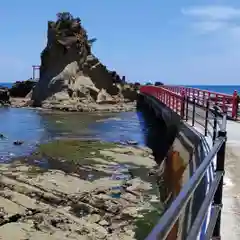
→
(87, 174, 94, 181)
(141, 152, 150, 157)
(150, 195, 160, 203)
(121, 193, 138, 203)
(88, 224, 108, 239)
(125, 229, 135, 237)
(87, 214, 101, 223)
(27, 210, 33, 216)
(122, 207, 139, 217)
(98, 220, 110, 226)
(127, 178, 152, 192)
(13, 140, 24, 145)
(148, 169, 156, 176)
(0, 133, 5, 139)
(126, 140, 138, 146)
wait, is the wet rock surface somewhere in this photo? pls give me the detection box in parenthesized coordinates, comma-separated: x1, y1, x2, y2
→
(0, 140, 162, 240)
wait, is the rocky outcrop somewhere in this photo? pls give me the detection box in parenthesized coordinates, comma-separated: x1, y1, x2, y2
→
(10, 80, 36, 98)
(31, 12, 136, 110)
(0, 88, 10, 105)
(0, 142, 159, 240)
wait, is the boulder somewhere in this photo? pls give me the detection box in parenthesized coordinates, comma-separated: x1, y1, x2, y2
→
(120, 84, 138, 102)
(96, 89, 116, 104)
(10, 80, 36, 98)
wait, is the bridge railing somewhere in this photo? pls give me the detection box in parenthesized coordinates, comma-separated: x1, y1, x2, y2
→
(140, 85, 185, 118)
(140, 85, 227, 240)
(162, 85, 239, 120)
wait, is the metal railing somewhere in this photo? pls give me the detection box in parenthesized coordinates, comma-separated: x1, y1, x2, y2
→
(139, 86, 227, 240)
(163, 85, 239, 120)
(185, 95, 225, 143)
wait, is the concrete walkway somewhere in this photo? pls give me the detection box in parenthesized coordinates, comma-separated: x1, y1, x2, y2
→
(221, 120, 240, 239)
(186, 106, 240, 239)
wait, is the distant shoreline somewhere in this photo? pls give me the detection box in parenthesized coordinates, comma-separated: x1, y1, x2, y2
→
(1, 82, 240, 95)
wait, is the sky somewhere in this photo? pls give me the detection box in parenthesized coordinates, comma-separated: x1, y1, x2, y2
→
(1, 0, 240, 84)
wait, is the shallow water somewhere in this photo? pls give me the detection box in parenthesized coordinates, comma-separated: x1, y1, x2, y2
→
(0, 107, 146, 161)
(0, 106, 211, 239)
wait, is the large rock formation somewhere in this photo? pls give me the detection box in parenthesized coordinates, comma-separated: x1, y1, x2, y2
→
(32, 12, 136, 111)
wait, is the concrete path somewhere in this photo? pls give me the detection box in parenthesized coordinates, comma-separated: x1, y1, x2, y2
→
(186, 105, 240, 239)
(221, 120, 240, 239)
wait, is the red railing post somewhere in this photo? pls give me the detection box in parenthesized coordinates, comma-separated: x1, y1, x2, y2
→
(180, 90, 185, 119)
(232, 90, 238, 119)
(222, 96, 226, 113)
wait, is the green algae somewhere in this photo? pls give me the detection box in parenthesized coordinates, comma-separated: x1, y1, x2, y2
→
(135, 209, 163, 240)
(27, 165, 45, 176)
(36, 139, 117, 163)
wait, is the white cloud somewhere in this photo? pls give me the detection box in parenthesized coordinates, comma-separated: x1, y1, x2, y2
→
(182, 5, 240, 34)
(182, 6, 240, 20)
(191, 21, 228, 34)
(171, 5, 240, 84)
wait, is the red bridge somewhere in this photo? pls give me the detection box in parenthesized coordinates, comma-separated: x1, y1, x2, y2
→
(140, 85, 239, 120)
(138, 85, 235, 239)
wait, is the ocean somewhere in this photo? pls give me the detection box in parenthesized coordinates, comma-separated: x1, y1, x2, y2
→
(186, 85, 240, 95)
(1, 82, 240, 95)
(0, 82, 14, 88)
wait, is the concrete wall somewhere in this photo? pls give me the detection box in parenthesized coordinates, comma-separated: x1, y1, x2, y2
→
(137, 93, 182, 164)
(167, 123, 211, 239)
(137, 93, 212, 239)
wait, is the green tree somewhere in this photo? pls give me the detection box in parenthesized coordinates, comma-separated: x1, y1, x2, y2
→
(88, 38, 97, 47)
(56, 12, 73, 22)
(56, 12, 74, 30)
(155, 81, 164, 86)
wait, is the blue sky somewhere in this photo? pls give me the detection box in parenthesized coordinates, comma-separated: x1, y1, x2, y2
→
(1, 0, 240, 84)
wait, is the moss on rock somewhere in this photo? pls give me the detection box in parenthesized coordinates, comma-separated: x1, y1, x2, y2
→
(36, 139, 117, 163)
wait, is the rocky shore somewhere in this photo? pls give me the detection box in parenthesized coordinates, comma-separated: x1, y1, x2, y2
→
(7, 96, 136, 113)
(0, 82, 137, 112)
(0, 139, 163, 240)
